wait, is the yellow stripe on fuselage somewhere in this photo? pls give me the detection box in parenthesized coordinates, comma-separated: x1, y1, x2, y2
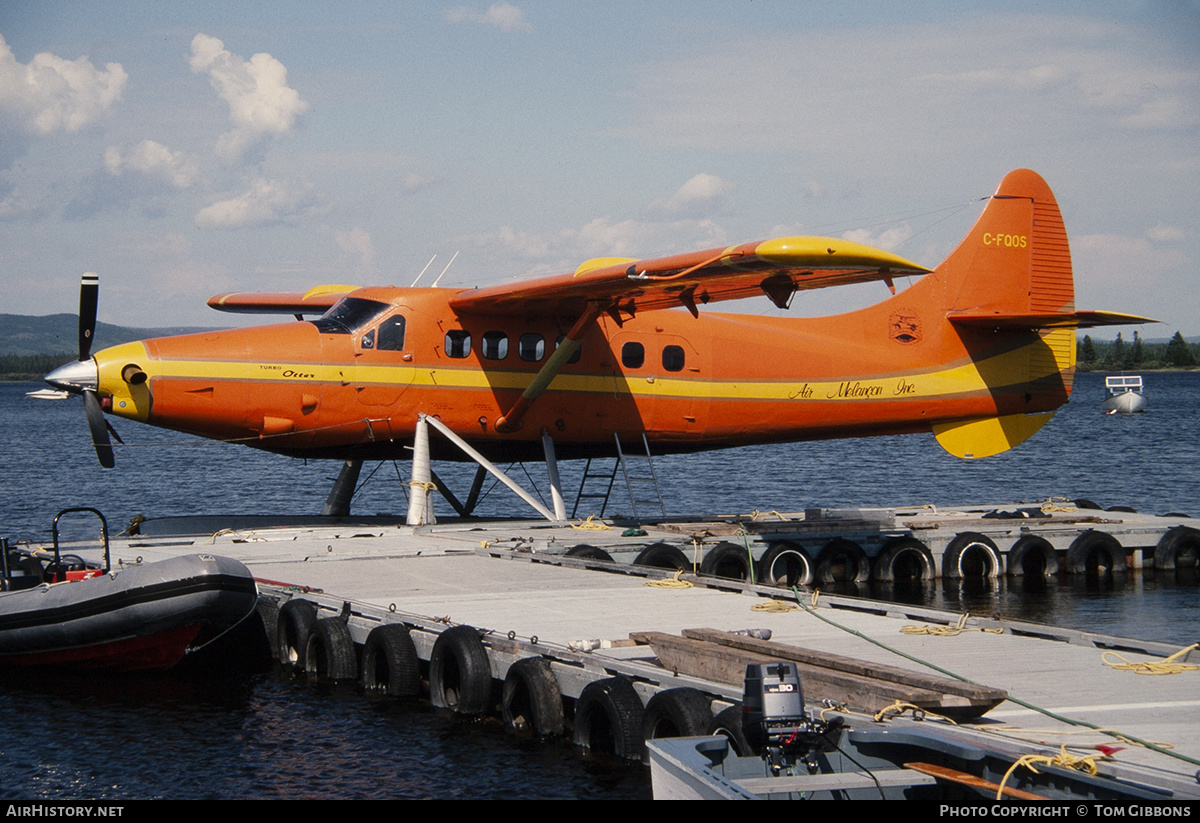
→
(100, 330, 1067, 425)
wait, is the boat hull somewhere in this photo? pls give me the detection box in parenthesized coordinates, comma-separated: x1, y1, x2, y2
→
(0, 554, 258, 671)
(1102, 390, 1146, 414)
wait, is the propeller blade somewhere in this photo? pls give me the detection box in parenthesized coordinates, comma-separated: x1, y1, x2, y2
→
(83, 389, 115, 468)
(79, 272, 99, 361)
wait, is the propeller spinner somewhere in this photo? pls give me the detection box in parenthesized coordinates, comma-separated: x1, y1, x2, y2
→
(43, 273, 117, 468)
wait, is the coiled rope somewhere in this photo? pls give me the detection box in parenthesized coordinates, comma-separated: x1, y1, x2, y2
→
(1102, 643, 1199, 675)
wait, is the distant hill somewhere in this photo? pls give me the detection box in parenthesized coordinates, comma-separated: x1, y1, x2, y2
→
(0, 314, 220, 357)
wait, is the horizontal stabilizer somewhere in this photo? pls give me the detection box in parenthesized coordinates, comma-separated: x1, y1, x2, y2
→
(932, 412, 1056, 460)
(948, 310, 1157, 331)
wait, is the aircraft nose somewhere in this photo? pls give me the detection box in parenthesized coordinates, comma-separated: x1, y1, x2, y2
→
(45, 358, 98, 393)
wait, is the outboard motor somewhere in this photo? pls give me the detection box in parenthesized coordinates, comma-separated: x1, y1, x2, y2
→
(741, 661, 844, 773)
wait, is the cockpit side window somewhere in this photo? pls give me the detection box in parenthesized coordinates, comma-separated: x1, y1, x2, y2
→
(311, 298, 391, 334)
(377, 314, 406, 351)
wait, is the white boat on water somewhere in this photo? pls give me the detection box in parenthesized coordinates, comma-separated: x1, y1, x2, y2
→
(1102, 375, 1146, 414)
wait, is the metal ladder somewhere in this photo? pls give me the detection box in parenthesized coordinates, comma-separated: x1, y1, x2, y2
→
(570, 433, 667, 520)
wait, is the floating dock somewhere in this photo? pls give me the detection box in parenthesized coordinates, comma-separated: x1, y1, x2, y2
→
(18, 503, 1200, 800)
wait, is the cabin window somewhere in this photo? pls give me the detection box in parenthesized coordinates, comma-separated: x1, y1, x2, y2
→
(311, 297, 390, 334)
(518, 333, 545, 362)
(377, 314, 406, 351)
(662, 345, 685, 372)
(481, 331, 509, 360)
(621, 341, 645, 369)
(445, 330, 471, 358)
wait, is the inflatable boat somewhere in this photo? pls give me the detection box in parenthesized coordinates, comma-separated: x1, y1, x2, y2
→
(0, 551, 258, 671)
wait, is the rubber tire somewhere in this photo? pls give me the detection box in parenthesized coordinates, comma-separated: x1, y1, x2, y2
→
(641, 688, 713, 757)
(943, 532, 1002, 579)
(1066, 530, 1127, 576)
(1007, 535, 1058, 578)
(572, 677, 644, 761)
(1073, 498, 1102, 511)
(502, 656, 564, 737)
(429, 625, 492, 714)
(757, 541, 813, 588)
(1155, 526, 1200, 571)
(362, 624, 420, 698)
(815, 538, 870, 584)
(277, 598, 317, 668)
(565, 544, 614, 563)
(708, 704, 752, 757)
(699, 542, 755, 581)
(872, 537, 934, 583)
(633, 542, 690, 572)
(305, 617, 357, 682)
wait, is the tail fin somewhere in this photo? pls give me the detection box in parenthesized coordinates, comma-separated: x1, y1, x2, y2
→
(927, 170, 1151, 459)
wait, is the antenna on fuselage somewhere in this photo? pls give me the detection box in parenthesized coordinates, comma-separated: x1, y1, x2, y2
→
(410, 254, 437, 287)
(431, 250, 460, 287)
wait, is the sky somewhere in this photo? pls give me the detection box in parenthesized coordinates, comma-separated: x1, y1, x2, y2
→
(1, 1, 1197, 336)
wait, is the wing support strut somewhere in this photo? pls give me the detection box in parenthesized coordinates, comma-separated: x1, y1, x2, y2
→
(495, 301, 606, 433)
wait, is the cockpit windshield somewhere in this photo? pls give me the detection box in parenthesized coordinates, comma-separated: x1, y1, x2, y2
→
(310, 297, 391, 334)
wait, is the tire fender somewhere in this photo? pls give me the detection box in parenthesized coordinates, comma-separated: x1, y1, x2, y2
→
(641, 688, 713, 758)
(277, 598, 317, 668)
(699, 542, 754, 581)
(1007, 535, 1058, 578)
(1154, 526, 1200, 571)
(362, 624, 420, 698)
(1066, 530, 1127, 576)
(429, 625, 492, 714)
(502, 656, 564, 737)
(305, 617, 357, 682)
(632, 542, 690, 572)
(757, 541, 813, 588)
(572, 676, 644, 761)
(872, 537, 934, 583)
(943, 532, 1002, 579)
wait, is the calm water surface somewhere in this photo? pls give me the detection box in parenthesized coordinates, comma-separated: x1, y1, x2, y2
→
(1, 371, 1197, 799)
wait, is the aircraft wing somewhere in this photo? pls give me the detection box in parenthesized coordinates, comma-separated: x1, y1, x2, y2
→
(449, 236, 930, 318)
(207, 284, 358, 315)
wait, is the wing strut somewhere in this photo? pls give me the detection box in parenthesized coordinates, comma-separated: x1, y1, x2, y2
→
(495, 301, 606, 433)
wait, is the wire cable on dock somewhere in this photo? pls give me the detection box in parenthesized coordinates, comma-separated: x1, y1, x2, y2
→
(788, 586, 1200, 772)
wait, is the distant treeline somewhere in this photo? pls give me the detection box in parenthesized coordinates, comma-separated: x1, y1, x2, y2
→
(1077, 331, 1197, 371)
(0, 352, 73, 381)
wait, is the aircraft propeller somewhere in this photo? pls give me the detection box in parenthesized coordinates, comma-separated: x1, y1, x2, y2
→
(43, 273, 120, 468)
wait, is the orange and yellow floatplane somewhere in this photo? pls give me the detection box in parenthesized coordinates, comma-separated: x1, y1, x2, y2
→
(46, 170, 1152, 481)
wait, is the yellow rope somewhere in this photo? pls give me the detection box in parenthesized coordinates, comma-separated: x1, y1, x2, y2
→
(409, 481, 436, 491)
(997, 746, 1097, 799)
(571, 514, 611, 530)
(1040, 496, 1077, 513)
(871, 700, 958, 725)
(1102, 643, 1199, 675)
(901, 612, 1004, 636)
(751, 600, 797, 613)
(644, 570, 692, 589)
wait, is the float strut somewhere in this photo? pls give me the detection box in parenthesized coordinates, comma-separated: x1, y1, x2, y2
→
(542, 430, 568, 522)
(321, 458, 363, 517)
(406, 417, 436, 525)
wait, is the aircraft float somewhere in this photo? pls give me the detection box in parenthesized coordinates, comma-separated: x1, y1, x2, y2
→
(45, 169, 1151, 519)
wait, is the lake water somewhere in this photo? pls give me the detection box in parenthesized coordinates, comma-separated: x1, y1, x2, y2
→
(1, 371, 1197, 799)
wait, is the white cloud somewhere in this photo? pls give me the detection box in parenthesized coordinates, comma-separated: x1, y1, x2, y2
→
(445, 2, 532, 33)
(647, 173, 735, 219)
(840, 224, 914, 252)
(335, 227, 376, 274)
(104, 140, 198, 188)
(195, 178, 312, 228)
(0, 34, 126, 135)
(188, 33, 308, 161)
(1146, 223, 1185, 243)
